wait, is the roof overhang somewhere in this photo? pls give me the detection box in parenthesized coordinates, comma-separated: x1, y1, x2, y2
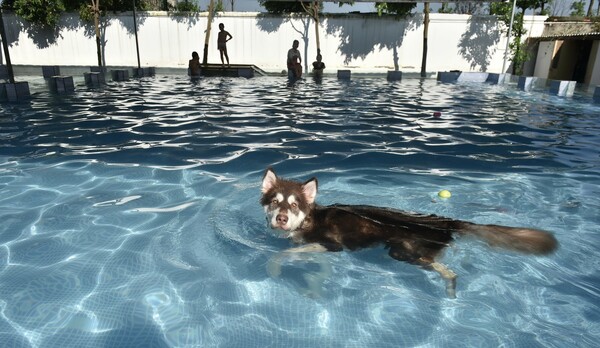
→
(534, 33, 600, 41)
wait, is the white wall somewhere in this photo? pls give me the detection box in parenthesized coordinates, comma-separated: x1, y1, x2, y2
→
(586, 41, 600, 86)
(534, 41, 556, 79)
(2, 12, 548, 74)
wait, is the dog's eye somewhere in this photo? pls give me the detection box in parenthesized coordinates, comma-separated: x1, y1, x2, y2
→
(271, 198, 278, 205)
(290, 202, 298, 209)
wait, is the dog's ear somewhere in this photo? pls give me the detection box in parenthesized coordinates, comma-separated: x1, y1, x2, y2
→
(262, 167, 277, 193)
(302, 177, 318, 204)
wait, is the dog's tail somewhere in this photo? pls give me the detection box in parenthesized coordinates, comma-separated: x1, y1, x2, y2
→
(460, 223, 558, 255)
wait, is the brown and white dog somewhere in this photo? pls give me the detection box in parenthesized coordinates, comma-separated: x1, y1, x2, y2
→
(260, 167, 558, 298)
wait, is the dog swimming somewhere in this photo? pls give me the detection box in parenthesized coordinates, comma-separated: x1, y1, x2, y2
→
(260, 167, 558, 298)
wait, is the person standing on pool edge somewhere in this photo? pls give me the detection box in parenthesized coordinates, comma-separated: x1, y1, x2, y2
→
(217, 23, 233, 68)
(287, 39, 302, 79)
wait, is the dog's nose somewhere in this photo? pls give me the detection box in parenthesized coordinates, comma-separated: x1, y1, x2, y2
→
(276, 214, 288, 226)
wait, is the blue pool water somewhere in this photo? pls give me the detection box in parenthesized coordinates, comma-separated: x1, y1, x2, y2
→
(1, 75, 599, 347)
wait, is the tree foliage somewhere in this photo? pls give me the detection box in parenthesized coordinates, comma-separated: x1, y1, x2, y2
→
(570, 0, 585, 16)
(375, 2, 416, 18)
(13, 0, 65, 27)
(2, 0, 156, 27)
(259, 1, 321, 14)
(176, 0, 200, 12)
(490, 0, 541, 75)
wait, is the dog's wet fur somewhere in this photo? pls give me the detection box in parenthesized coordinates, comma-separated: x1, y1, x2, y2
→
(260, 167, 558, 298)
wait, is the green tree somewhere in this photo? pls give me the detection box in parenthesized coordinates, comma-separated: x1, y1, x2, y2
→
(259, 1, 313, 14)
(570, 0, 585, 16)
(537, 0, 552, 15)
(491, 0, 539, 75)
(176, 1, 200, 12)
(13, 0, 65, 27)
(438, 3, 453, 14)
(375, 2, 416, 17)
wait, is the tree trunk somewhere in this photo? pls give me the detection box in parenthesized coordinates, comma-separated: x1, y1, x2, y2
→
(512, 9, 526, 76)
(420, 3, 430, 78)
(92, 0, 102, 67)
(313, 2, 320, 53)
(133, 0, 141, 69)
(0, 10, 15, 83)
(203, 0, 215, 65)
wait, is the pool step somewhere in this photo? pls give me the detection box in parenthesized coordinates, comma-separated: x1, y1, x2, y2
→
(337, 70, 351, 80)
(48, 76, 75, 93)
(486, 73, 510, 84)
(0, 81, 31, 102)
(438, 72, 580, 98)
(42, 65, 61, 78)
(111, 69, 130, 82)
(548, 80, 576, 97)
(84, 72, 106, 87)
(517, 76, 541, 91)
(387, 70, 402, 81)
(133, 67, 156, 78)
(197, 64, 266, 78)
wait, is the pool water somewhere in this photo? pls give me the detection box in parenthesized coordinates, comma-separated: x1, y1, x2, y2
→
(1, 76, 599, 347)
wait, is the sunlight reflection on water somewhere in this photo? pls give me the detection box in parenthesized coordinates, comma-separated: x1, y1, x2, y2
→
(0, 76, 599, 347)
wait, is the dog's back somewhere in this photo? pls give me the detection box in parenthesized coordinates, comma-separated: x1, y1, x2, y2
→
(301, 204, 463, 263)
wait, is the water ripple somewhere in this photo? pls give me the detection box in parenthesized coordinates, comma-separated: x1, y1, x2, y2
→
(0, 76, 598, 347)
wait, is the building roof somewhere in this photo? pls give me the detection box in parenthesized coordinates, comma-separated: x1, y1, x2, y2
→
(534, 32, 600, 41)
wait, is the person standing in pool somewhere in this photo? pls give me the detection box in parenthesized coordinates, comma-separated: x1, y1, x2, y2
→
(217, 23, 233, 68)
(287, 39, 302, 79)
(188, 51, 201, 77)
(312, 51, 325, 78)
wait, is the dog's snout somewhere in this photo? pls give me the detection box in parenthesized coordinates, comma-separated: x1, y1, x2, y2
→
(276, 214, 288, 225)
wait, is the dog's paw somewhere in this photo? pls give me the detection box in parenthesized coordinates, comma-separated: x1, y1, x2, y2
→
(445, 276, 457, 299)
(266, 257, 282, 278)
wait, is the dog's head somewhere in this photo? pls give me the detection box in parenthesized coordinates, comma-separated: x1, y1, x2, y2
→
(260, 167, 317, 233)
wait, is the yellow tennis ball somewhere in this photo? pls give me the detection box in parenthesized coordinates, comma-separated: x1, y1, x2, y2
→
(438, 190, 452, 199)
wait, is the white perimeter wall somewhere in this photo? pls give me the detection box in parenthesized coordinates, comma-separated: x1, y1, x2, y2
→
(2, 12, 547, 74)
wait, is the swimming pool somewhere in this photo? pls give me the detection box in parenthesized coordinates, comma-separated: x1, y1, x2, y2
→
(1, 75, 598, 347)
